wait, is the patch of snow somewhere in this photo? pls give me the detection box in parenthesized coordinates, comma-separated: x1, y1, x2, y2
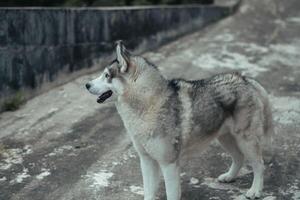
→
(214, 33, 235, 42)
(240, 4, 251, 14)
(128, 152, 137, 158)
(189, 177, 200, 185)
(36, 168, 51, 180)
(287, 17, 300, 23)
(274, 19, 286, 27)
(122, 150, 137, 161)
(23, 145, 33, 154)
(270, 43, 300, 55)
(260, 41, 300, 67)
(180, 172, 186, 177)
(130, 185, 144, 196)
(263, 196, 277, 200)
(0, 146, 33, 170)
(0, 149, 23, 170)
(197, 40, 300, 74)
(86, 170, 114, 188)
(234, 42, 269, 54)
(231, 195, 248, 200)
(283, 76, 295, 82)
(219, 152, 230, 158)
(182, 49, 197, 59)
(279, 181, 300, 200)
(47, 145, 73, 157)
(0, 176, 7, 182)
(270, 95, 300, 125)
(192, 47, 267, 77)
(293, 191, 300, 200)
(10, 168, 30, 184)
(48, 107, 59, 115)
(209, 197, 221, 200)
(112, 161, 119, 166)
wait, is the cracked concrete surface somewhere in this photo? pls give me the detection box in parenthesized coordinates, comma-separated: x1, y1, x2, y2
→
(0, 0, 300, 199)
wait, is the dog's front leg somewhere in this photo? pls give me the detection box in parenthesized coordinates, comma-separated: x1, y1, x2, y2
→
(140, 154, 160, 200)
(160, 162, 181, 200)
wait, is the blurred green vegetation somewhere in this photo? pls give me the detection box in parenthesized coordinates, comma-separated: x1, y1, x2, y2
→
(2, 92, 25, 112)
(0, 0, 213, 7)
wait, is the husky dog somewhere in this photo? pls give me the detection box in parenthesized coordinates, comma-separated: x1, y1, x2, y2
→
(86, 41, 273, 200)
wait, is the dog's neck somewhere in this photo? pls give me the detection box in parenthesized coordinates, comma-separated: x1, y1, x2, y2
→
(115, 67, 169, 120)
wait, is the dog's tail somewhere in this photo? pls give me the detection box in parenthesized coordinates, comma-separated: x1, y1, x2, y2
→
(246, 77, 274, 149)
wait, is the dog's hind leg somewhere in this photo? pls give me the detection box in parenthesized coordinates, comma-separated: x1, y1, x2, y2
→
(217, 132, 244, 183)
(237, 137, 264, 199)
(235, 104, 266, 199)
(140, 154, 161, 200)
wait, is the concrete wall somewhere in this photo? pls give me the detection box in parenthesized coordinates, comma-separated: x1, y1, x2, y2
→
(0, 4, 238, 110)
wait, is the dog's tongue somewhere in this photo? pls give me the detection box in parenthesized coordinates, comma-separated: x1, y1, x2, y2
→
(97, 90, 113, 103)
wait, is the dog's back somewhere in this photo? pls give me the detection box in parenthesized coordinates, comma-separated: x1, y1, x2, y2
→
(168, 72, 273, 145)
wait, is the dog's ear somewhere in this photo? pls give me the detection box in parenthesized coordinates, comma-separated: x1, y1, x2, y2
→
(115, 40, 131, 73)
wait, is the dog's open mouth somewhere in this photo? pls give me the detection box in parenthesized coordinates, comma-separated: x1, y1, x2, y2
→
(97, 90, 113, 103)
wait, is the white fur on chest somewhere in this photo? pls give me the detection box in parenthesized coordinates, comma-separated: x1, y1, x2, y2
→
(116, 101, 156, 139)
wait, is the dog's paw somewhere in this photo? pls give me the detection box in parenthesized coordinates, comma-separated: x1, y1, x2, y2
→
(245, 188, 262, 199)
(217, 172, 235, 183)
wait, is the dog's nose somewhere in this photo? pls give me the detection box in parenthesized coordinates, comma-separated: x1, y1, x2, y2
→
(85, 83, 91, 90)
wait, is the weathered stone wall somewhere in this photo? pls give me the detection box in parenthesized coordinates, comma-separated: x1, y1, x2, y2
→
(0, 4, 238, 110)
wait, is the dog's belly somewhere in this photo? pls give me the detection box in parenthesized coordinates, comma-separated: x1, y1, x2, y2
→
(181, 115, 231, 158)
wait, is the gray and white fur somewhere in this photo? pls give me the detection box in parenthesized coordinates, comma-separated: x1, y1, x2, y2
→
(86, 41, 273, 200)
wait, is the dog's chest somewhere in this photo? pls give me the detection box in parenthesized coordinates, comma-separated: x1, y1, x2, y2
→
(115, 102, 157, 138)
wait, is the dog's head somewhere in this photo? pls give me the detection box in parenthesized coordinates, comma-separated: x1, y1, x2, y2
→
(85, 41, 140, 103)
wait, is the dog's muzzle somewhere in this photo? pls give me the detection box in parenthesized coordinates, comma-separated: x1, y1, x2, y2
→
(97, 90, 113, 103)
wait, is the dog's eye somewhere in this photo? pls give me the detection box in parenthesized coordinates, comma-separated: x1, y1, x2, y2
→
(105, 73, 110, 78)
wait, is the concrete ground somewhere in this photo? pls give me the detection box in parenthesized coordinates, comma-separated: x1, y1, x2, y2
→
(1, 0, 300, 199)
